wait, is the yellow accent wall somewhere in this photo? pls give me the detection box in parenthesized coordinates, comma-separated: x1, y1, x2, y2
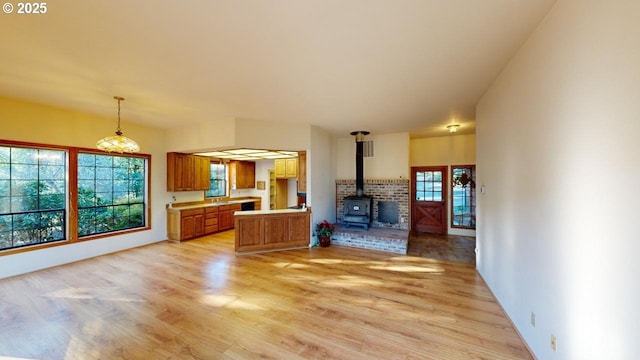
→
(410, 134, 475, 166)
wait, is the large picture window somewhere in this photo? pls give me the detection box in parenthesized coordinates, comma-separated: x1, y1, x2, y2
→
(0, 145, 66, 251)
(451, 165, 476, 229)
(77, 153, 146, 237)
(0, 140, 150, 254)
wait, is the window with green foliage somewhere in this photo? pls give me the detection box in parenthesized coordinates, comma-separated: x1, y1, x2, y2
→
(451, 165, 476, 229)
(205, 162, 227, 198)
(0, 146, 66, 250)
(0, 140, 150, 254)
(77, 153, 146, 237)
(415, 170, 443, 201)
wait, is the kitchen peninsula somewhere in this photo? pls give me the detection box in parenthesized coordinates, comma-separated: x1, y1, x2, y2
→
(235, 207, 311, 254)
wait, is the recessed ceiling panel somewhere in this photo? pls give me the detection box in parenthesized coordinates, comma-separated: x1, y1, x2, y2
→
(194, 149, 299, 161)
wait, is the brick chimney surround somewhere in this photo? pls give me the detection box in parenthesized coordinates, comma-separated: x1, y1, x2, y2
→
(333, 179, 410, 254)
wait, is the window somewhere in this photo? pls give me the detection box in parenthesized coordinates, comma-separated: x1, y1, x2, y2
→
(451, 165, 476, 229)
(205, 162, 227, 198)
(0, 145, 66, 251)
(77, 153, 146, 237)
(415, 170, 443, 201)
(0, 140, 150, 254)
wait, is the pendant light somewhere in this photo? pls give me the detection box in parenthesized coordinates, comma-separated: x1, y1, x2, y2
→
(96, 96, 140, 153)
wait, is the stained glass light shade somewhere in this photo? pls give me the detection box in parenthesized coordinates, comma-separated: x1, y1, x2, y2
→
(96, 96, 140, 153)
(96, 132, 140, 153)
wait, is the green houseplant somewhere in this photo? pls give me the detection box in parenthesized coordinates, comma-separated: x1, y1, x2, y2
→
(315, 220, 335, 247)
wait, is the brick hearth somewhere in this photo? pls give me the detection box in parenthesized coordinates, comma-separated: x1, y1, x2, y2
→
(331, 224, 408, 254)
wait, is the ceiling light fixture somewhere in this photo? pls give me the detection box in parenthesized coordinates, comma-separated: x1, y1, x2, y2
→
(96, 96, 140, 153)
(447, 124, 460, 133)
(195, 149, 298, 160)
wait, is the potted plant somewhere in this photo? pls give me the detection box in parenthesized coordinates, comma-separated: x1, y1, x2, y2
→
(315, 220, 335, 247)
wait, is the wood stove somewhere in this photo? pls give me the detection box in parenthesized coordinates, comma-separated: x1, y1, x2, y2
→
(343, 131, 372, 230)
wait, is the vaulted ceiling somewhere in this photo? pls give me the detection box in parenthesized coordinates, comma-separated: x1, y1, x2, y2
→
(0, 0, 556, 138)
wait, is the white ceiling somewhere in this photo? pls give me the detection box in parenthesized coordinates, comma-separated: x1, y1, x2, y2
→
(0, 0, 556, 138)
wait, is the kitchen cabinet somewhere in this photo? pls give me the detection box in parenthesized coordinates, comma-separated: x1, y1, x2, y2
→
(180, 208, 204, 240)
(285, 158, 297, 178)
(167, 152, 211, 191)
(219, 203, 242, 231)
(167, 199, 259, 241)
(194, 156, 211, 190)
(235, 209, 311, 253)
(204, 206, 219, 234)
(297, 151, 306, 193)
(274, 158, 297, 178)
(230, 161, 255, 189)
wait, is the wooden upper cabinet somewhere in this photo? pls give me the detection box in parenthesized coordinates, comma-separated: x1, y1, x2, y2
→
(285, 158, 297, 178)
(194, 156, 211, 191)
(167, 152, 190, 191)
(274, 159, 286, 178)
(230, 161, 256, 189)
(275, 158, 298, 179)
(167, 152, 211, 191)
(297, 151, 306, 193)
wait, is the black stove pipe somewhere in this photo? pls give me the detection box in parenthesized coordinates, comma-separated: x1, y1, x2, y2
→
(350, 131, 369, 197)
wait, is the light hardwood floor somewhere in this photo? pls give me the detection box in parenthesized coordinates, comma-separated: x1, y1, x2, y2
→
(0, 231, 532, 360)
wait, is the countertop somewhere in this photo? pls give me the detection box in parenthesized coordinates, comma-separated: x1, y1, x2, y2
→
(166, 198, 257, 213)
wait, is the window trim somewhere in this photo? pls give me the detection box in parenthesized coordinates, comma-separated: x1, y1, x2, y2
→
(0, 140, 152, 256)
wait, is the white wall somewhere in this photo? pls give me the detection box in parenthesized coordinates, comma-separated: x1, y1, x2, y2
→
(336, 132, 409, 180)
(308, 126, 335, 242)
(476, 2, 640, 359)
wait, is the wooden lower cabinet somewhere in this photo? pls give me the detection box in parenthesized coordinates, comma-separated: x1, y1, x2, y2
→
(180, 208, 204, 240)
(219, 203, 241, 231)
(235, 210, 310, 253)
(167, 200, 259, 242)
(236, 218, 263, 247)
(264, 217, 287, 244)
(204, 207, 219, 234)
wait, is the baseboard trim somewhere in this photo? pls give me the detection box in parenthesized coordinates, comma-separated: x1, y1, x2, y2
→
(476, 270, 538, 360)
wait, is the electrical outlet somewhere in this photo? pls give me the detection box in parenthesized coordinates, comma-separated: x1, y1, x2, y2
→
(530, 312, 536, 327)
(551, 334, 557, 352)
